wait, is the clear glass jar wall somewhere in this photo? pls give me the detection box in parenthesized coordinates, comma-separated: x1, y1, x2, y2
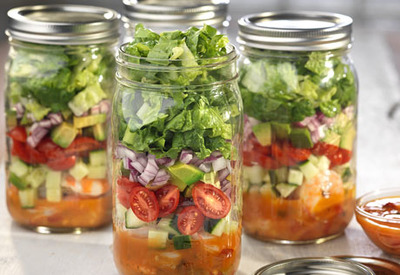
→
(238, 12, 358, 244)
(122, 0, 230, 41)
(112, 43, 242, 274)
(4, 5, 119, 233)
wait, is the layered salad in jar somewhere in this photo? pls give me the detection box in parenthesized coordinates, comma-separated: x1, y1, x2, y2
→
(5, 42, 115, 230)
(240, 50, 357, 242)
(113, 24, 242, 274)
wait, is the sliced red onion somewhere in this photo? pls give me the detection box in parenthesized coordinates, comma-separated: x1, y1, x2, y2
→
(148, 169, 170, 187)
(129, 170, 139, 182)
(123, 157, 131, 170)
(221, 184, 232, 198)
(38, 119, 53, 128)
(115, 144, 137, 161)
(179, 149, 193, 164)
(137, 153, 148, 167)
(138, 155, 158, 185)
(218, 168, 230, 182)
(131, 160, 145, 174)
(311, 129, 320, 143)
(15, 103, 25, 119)
(203, 151, 222, 163)
(91, 105, 101, 115)
(318, 125, 326, 140)
(198, 163, 211, 173)
(156, 157, 173, 166)
(212, 157, 227, 172)
(165, 159, 176, 167)
(27, 127, 48, 148)
(225, 160, 232, 173)
(191, 156, 204, 167)
(48, 113, 63, 125)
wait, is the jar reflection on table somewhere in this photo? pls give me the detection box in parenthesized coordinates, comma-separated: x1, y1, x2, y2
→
(238, 12, 358, 244)
(112, 28, 242, 274)
(4, 5, 119, 233)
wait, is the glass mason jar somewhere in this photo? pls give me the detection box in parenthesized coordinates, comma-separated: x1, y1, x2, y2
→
(238, 12, 358, 244)
(121, 0, 230, 42)
(112, 43, 242, 274)
(4, 5, 120, 233)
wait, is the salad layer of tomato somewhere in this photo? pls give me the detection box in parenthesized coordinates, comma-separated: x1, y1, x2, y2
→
(177, 206, 205, 235)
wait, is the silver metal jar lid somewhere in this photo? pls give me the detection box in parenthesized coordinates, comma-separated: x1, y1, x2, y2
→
(6, 5, 120, 45)
(254, 257, 375, 275)
(122, 0, 229, 28)
(237, 11, 353, 51)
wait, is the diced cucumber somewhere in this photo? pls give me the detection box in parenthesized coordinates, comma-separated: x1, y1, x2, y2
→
(210, 219, 227, 237)
(276, 183, 298, 198)
(51, 122, 78, 148)
(18, 188, 36, 208)
(45, 170, 62, 202)
(299, 161, 319, 180)
(46, 188, 61, 202)
(148, 230, 169, 249)
(9, 172, 28, 190)
(269, 170, 278, 185)
(245, 165, 264, 185)
(26, 166, 47, 188)
(87, 165, 107, 179)
(317, 156, 331, 171)
(173, 235, 191, 250)
(89, 150, 107, 166)
(308, 154, 319, 166)
(115, 202, 127, 222)
(9, 158, 29, 178)
(125, 208, 147, 229)
(69, 162, 89, 181)
(276, 167, 288, 182)
(288, 169, 304, 186)
(74, 113, 107, 129)
(93, 123, 107, 141)
(157, 218, 180, 235)
(260, 183, 274, 196)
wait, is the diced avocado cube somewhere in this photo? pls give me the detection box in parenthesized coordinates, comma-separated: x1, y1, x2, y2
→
(340, 125, 356, 151)
(69, 162, 89, 181)
(73, 114, 107, 129)
(173, 235, 191, 250)
(9, 157, 29, 178)
(9, 172, 28, 190)
(51, 122, 78, 148)
(290, 128, 313, 148)
(323, 131, 341, 146)
(271, 122, 291, 139)
(276, 183, 298, 198)
(89, 150, 107, 166)
(93, 123, 107, 141)
(167, 162, 205, 186)
(18, 188, 36, 208)
(288, 169, 304, 186)
(252, 123, 272, 146)
(299, 160, 319, 180)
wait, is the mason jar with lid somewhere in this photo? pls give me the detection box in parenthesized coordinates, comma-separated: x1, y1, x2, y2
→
(121, 0, 230, 41)
(4, 5, 119, 233)
(238, 12, 358, 243)
(112, 24, 242, 274)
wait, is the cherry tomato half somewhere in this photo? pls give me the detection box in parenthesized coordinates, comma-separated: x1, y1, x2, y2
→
(243, 151, 280, 169)
(192, 183, 231, 219)
(7, 126, 27, 142)
(284, 142, 311, 162)
(64, 137, 103, 157)
(117, 177, 141, 208)
(130, 186, 159, 222)
(177, 206, 205, 235)
(11, 140, 47, 164)
(271, 143, 297, 166)
(36, 138, 65, 160)
(155, 184, 180, 218)
(312, 142, 352, 167)
(46, 156, 76, 171)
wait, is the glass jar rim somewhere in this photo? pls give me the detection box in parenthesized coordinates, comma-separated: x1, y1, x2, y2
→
(117, 42, 238, 70)
(355, 187, 400, 224)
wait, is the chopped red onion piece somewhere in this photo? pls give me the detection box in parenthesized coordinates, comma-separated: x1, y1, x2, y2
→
(204, 151, 222, 163)
(156, 157, 174, 166)
(226, 160, 232, 173)
(180, 149, 193, 164)
(218, 168, 230, 182)
(27, 127, 48, 148)
(129, 170, 139, 182)
(38, 119, 52, 128)
(212, 157, 227, 172)
(48, 113, 63, 125)
(311, 129, 320, 143)
(221, 184, 232, 198)
(115, 145, 136, 161)
(137, 154, 148, 167)
(15, 103, 25, 119)
(131, 161, 145, 174)
(123, 157, 131, 170)
(198, 163, 211, 173)
(148, 169, 170, 187)
(138, 155, 158, 185)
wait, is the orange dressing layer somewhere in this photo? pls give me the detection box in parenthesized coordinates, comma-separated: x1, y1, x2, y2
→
(7, 185, 112, 229)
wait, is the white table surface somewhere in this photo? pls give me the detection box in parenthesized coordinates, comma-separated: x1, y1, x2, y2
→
(2, 12, 400, 275)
